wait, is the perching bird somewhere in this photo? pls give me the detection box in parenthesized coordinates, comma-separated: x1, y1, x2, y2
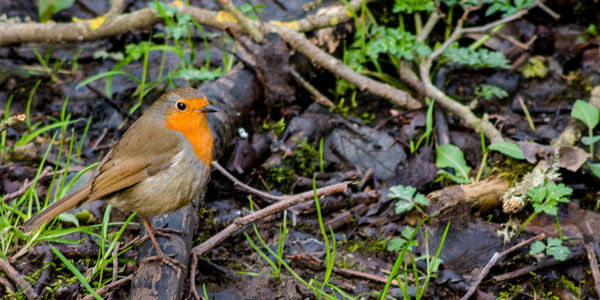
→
(22, 87, 217, 268)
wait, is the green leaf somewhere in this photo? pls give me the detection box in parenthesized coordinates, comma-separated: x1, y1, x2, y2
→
(38, 0, 74, 22)
(545, 183, 572, 202)
(571, 99, 600, 130)
(489, 141, 525, 159)
(475, 84, 508, 100)
(589, 162, 600, 178)
(393, 0, 434, 13)
(527, 186, 547, 203)
(387, 237, 407, 252)
(388, 185, 416, 200)
(57, 212, 79, 227)
(546, 237, 562, 247)
(529, 241, 546, 255)
(414, 194, 428, 206)
(395, 200, 415, 214)
(546, 238, 569, 261)
(582, 135, 600, 145)
(444, 47, 510, 69)
(366, 26, 431, 61)
(436, 144, 471, 182)
(389, 185, 428, 214)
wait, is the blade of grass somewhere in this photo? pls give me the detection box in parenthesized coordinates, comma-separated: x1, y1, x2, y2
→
(50, 245, 102, 300)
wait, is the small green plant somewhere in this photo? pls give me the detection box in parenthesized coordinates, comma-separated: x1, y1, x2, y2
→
(520, 181, 572, 232)
(387, 226, 419, 252)
(380, 217, 450, 300)
(435, 144, 471, 184)
(475, 84, 508, 100)
(529, 237, 570, 261)
(389, 185, 428, 215)
(244, 175, 342, 299)
(571, 99, 600, 155)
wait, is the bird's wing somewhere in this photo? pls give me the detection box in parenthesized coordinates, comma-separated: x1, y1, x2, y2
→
(84, 114, 182, 203)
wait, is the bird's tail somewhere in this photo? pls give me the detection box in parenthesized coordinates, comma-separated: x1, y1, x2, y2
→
(21, 183, 92, 233)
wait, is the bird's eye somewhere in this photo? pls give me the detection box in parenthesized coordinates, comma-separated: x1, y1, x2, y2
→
(176, 102, 186, 111)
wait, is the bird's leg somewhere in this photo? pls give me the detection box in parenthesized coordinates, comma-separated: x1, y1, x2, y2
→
(152, 222, 184, 237)
(139, 216, 185, 270)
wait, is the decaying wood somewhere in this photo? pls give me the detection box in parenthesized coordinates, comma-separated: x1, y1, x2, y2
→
(427, 176, 508, 213)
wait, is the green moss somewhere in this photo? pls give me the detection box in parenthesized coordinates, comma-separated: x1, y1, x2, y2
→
(343, 236, 388, 255)
(492, 157, 535, 183)
(264, 138, 318, 190)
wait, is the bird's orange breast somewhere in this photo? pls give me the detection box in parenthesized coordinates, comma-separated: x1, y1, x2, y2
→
(164, 110, 213, 166)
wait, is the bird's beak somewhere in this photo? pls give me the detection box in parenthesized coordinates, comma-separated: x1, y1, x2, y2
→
(198, 105, 218, 113)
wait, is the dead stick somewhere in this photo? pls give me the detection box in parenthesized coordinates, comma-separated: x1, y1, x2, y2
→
(0, 114, 26, 133)
(461, 234, 545, 300)
(211, 161, 281, 202)
(191, 178, 349, 256)
(290, 69, 337, 110)
(0, 257, 38, 300)
(584, 241, 600, 297)
(189, 173, 349, 299)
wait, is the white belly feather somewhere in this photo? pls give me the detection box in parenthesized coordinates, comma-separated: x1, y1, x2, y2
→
(108, 141, 208, 217)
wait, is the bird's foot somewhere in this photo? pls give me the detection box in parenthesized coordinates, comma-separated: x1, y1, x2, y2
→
(140, 252, 185, 271)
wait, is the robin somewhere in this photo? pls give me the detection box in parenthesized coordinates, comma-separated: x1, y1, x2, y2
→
(22, 87, 217, 269)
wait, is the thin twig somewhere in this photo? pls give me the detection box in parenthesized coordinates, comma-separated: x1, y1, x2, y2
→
(0, 114, 26, 133)
(212, 161, 281, 202)
(112, 242, 120, 282)
(81, 274, 133, 300)
(0, 257, 38, 300)
(290, 69, 337, 110)
(417, 10, 441, 44)
(535, 0, 560, 20)
(461, 234, 545, 300)
(218, 0, 264, 43)
(463, 10, 528, 33)
(2, 168, 65, 202)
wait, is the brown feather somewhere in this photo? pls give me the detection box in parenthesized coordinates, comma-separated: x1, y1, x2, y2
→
(21, 183, 92, 233)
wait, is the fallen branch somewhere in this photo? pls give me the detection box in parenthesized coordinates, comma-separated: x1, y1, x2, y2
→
(0, 0, 368, 46)
(290, 68, 337, 110)
(265, 23, 422, 109)
(0, 257, 38, 300)
(191, 179, 349, 257)
(189, 171, 349, 299)
(461, 234, 545, 300)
